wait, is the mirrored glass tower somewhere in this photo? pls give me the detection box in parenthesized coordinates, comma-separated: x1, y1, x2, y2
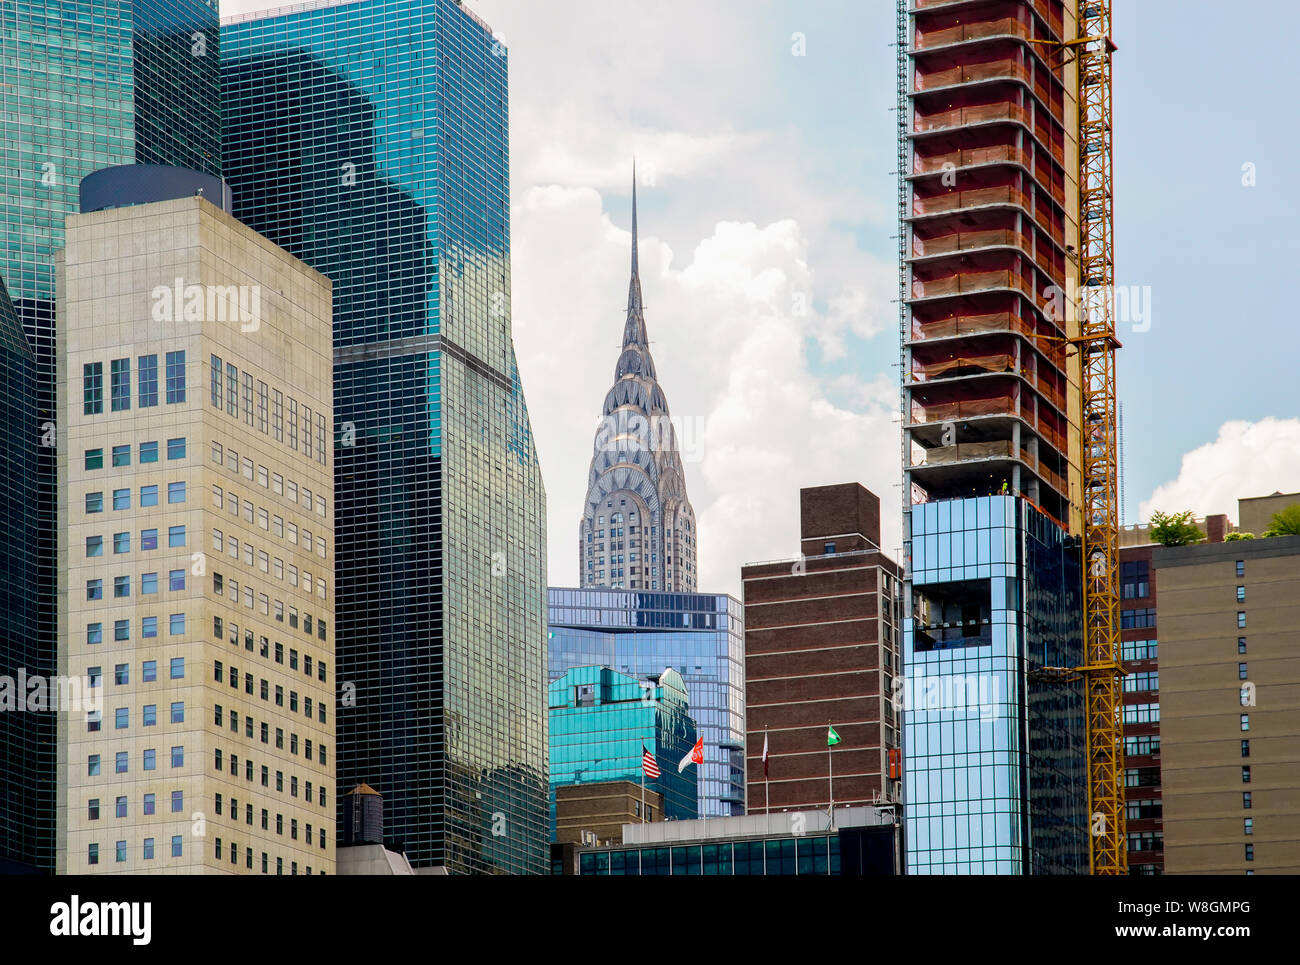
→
(222, 0, 548, 874)
(0, 0, 221, 873)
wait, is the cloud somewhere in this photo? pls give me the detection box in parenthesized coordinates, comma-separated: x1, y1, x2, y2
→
(1139, 418, 1300, 525)
(513, 185, 899, 595)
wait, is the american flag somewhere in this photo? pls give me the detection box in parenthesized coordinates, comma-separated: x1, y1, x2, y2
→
(642, 746, 660, 779)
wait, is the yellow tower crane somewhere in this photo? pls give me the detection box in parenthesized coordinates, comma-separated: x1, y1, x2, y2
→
(1030, 0, 1125, 875)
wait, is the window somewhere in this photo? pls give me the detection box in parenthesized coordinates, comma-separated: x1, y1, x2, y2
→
(1241, 714, 1250, 731)
(168, 482, 186, 504)
(113, 489, 130, 510)
(86, 536, 103, 558)
(289, 398, 298, 449)
(142, 838, 155, 861)
(87, 711, 101, 732)
(142, 616, 157, 638)
(1243, 792, 1252, 809)
(88, 755, 100, 776)
(1242, 766, 1252, 783)
(141, 528, 158, 551)
(142, 704, 156, 726)
(143, 748, 156, 770)
(113, 532, 130, 554)
(171, 746, 184, 768)
(140, 485, 158, 507)
(85, 448, 103, 470)
(169, 657, 184, 680)
(85, 492, 103, 513)
(86, 579, 102, 600)
(1239, 662, 1249, 680)
(1123, 671, 1159, 693)
(114, 620, 129, 642)
(115, 751, 127, 774)
(168, 525, 186, 548)
(83, 362, 103, 414)
(1236, 585, 1246, 603)
(141, 573, 158, 595)
(1239, 636, 1247, 654)
(165, 350, 186, 403)
(243, 373, 253, 425)
(1245, 844, 1254, 862)
(1244, 818, 1253, 835)
(258, 381, 269, 432)
(142, 661, 156, 682)
(139, 440, 158, 463)
(1238, 612, 1247, 629)
(317, 413, 327, 465)
(167, 437, 186, 460)
(87, 623, 102, 645)
(113, 575, 130, 598)
(1120, 608, 1156, 630)
(211, 355, 223, 408)
(114, 664, 128, 686)
(110, 358, 130, 411)
(88, 844, 99, 866)
(170, 613, 185, 635)
(226, 363, 237, 415)
(1236, 559, 1245, 578)
(1241, 740, 1250, 758)
(171, 836, 183, 858)
(167, 569, 185, 591)
(138, 354, 159, 407)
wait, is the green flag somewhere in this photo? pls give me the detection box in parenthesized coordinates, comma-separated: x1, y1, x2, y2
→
(827, 726, 841, 747)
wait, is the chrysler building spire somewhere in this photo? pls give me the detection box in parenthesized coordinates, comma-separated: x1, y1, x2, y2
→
(578, 163, 697, 592)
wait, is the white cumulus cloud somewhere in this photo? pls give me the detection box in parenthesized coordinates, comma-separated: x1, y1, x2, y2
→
(1139, 418, 1300, 525)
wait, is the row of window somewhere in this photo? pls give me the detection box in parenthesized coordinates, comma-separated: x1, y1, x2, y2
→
(210, 355, 327, 467)
(83, 352, 185, 415)
(213, 659, 327, 728)
(212, 491, 327, 560)
(214, 631, 326, 683)
(85, 481, 186, 513)
(211, 576, 329, 643)
(86, 570, 187, 599)
(87, 660, 183, 686)
(87, 702, 185, 731)
(212, 747, 327, 811)
(1123, 671, 1159, 693)
(87, 746, 185, 774)
(88, 836, 184, 864)
(85, 616, 185, 645)
(84, 438, 185, 471)
(88, 789, 184, 819)
(213, 704, 321, 765)
(85, 525, 185, 557)
(1121, 638, 1157, 661)
(211, 441, 327, 518)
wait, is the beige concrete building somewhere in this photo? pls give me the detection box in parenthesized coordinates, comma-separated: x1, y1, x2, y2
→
(1155, 532, 1300, 874)
(56, 192, 335, 874)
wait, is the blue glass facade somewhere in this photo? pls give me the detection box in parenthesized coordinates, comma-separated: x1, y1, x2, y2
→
(903, 495, 1087, 874)
(0, 0, 220, 872)
(548, 587, 745, 817)
(550, 666, 697, 836)
(222, 0, 548, 874)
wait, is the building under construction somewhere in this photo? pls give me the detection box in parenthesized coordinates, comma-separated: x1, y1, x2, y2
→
(897, 0, 1121, 874)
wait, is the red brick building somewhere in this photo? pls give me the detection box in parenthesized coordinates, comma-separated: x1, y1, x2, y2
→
(741, 484, 902, 813)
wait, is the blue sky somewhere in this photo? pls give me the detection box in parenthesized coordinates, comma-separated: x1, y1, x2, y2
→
(224, 0, 1300, 588)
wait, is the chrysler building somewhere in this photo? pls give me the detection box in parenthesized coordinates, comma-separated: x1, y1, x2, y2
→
(578, 168, 697, 591)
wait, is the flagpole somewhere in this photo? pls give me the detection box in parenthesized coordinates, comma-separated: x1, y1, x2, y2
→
(828, 722, 834, 830)
(764, 727, 770, 816)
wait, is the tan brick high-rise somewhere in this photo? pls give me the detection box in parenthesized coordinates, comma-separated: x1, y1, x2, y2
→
(56, 188, 335, 874)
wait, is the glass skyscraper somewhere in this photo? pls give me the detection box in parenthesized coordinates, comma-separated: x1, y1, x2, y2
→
(903, 495, 1088, 874)
(222, 0, 548, 874)
(549, 665, 698, 836)
(549, 587, 745, 817)
(0, 0, 220, 872)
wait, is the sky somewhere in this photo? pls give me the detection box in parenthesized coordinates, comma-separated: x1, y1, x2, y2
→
(222, 0, 1300, 594)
